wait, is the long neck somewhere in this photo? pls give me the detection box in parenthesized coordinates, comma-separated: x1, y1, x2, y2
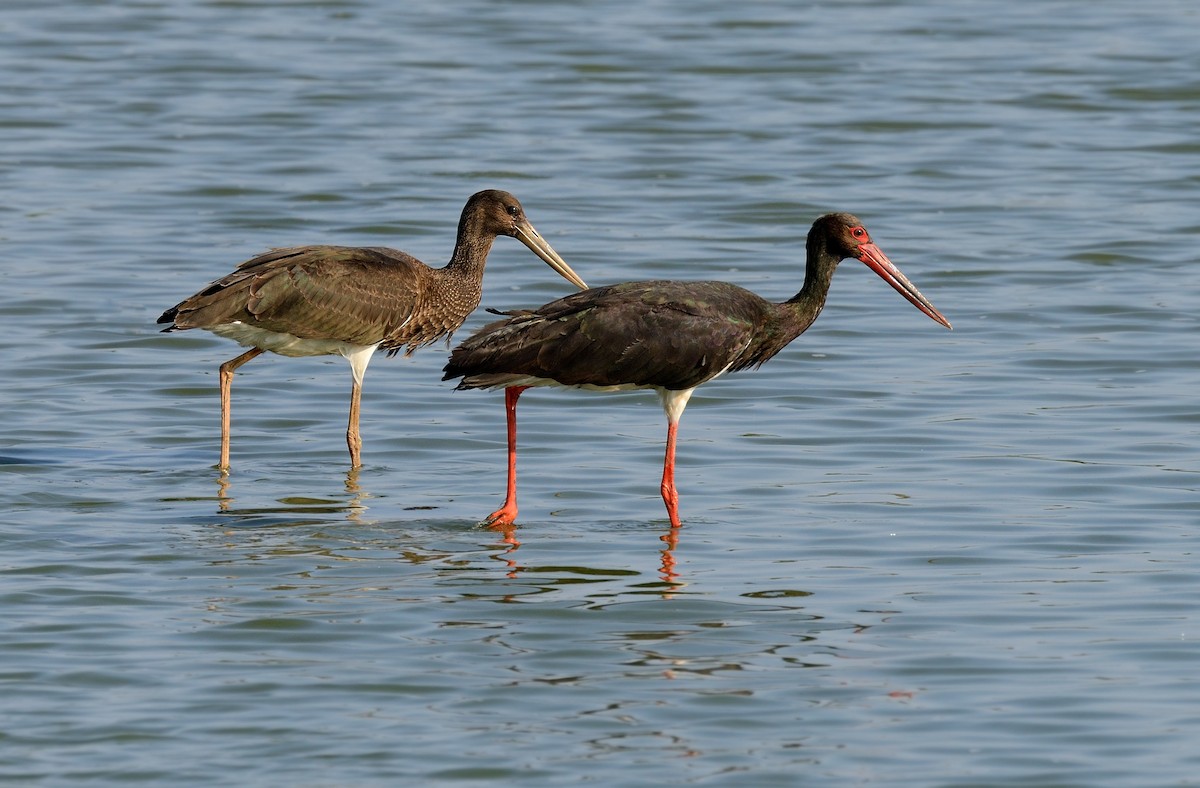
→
(779, 233, 839, 337)
(445, 209, 499, 277)
(436, 209, 498, 318)
(406, 211, 496, 346)
(734, 239, 840, 371)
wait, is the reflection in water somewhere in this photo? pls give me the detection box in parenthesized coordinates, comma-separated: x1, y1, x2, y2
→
(487, 522, 523, 580)
(210, 467, 688, 601)
(659, 526, 681, 590)
(342, 467, 369, 524)
(212, 467, 372, 527)
(483, 520, 687, 597)
(216, 470, 231, 512)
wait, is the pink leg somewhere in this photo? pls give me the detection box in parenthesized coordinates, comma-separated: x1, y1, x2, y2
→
(346, 375, 363, 468)
(659, 418, 682, 528)
(217, 347, 264, 471)
(484, 386, 529, 526)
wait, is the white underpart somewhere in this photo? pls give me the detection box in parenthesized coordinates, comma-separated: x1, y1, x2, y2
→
(341, 343, 378, 388)
(657, 387, 696, 425)
(211, 322, 380, 385)
(653, 352, 740, 424)
(485, 374, 698, 425)
(475, 374, 652, 393)
(471, 347, 747, 417)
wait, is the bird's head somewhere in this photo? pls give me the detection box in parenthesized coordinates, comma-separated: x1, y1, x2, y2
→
(463, 190, 587, 290)
(812, 212, 952, 330)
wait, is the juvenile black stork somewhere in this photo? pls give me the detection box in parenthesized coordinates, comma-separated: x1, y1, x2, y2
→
(443, 212, 951, 527)
(158, 189, 587, 470)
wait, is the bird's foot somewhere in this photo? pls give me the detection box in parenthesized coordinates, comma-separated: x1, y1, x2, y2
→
(481, 503, 518, 528)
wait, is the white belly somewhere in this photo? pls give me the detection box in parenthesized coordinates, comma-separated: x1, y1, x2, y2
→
(211, 322, 373, 360)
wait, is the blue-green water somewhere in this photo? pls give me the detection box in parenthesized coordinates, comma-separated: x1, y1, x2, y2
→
(2, 1, 1198, 785)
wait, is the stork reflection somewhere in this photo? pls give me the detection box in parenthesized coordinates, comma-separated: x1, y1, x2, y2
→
(212, 467, 371, 525)
(482, 520, 685, 596)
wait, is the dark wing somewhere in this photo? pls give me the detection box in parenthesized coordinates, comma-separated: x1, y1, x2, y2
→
(158, 246, 427, 345)
(445, 280, 770, 391)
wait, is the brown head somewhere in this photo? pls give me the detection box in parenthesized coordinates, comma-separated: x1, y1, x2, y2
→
(456, 190, 587, 289)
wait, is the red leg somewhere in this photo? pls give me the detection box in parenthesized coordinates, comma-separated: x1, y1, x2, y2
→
(659, 418, 682, 528)
(217, 347, 264, 471)
(483, 386, 529, 527)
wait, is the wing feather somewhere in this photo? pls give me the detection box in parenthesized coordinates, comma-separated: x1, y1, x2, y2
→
(159, 246, 426, 345)
(447, 281, 769, 391)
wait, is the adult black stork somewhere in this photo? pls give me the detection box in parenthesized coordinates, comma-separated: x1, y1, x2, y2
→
(443, 212, 951, 527)
(158, 189, 587, 470)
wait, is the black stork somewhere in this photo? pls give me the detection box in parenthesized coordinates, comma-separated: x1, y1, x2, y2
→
(158, 189, 587, 470)
(443, 212, 951, 527)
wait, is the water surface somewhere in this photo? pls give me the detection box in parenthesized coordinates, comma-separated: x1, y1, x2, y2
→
(2, 1, 1198, 785)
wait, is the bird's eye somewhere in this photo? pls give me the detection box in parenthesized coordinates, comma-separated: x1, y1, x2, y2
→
(506, 205, 521, 217)
(850, 226, 867, 240)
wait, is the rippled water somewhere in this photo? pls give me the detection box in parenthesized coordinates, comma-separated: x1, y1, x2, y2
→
(3, 0, 1199, 785)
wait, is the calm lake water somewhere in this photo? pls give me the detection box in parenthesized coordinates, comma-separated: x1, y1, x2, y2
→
(2, 0, 1198, 785)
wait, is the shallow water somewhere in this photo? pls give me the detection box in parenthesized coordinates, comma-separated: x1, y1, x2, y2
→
(2, 0, 1199, 785)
